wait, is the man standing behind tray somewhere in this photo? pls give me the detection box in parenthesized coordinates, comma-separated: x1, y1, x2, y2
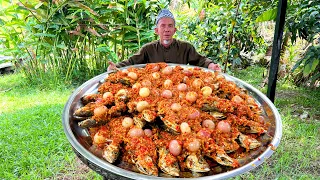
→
(107, 9, 221, 71)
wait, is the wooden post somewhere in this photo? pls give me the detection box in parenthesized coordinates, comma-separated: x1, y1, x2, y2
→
(267, 0, 287, 102)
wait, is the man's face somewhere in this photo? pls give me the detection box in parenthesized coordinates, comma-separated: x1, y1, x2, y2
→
(155, 17, 176, 44)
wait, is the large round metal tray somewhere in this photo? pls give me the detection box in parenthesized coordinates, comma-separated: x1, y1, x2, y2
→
(62, 63, 282, 179)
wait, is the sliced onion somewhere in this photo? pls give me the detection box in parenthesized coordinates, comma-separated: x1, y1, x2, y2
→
(128, 72, 138, 80)
(93, 132, 105, 144)
(188, 139, 200, 152)
(141, 80, 152, 87)
(161, 90, 172, 98)
(182, 76, 189, 83)
(94, 106, 108, 117)
(186, 91, 197, 102)
(95, 98, 104, 103)
(216, 74, 225, 80)
(202, 119, 215, 129)
(132, 82, 141, 89)
(121, 69, 129, 74)
(171, 103, 182, 112)
(122, 117, 134, 128)
(201, 86, 212, 97)
(151, 64, 160, 72)
(192, 78, 203, 89)
(169, 140, 182, 156)
(116, 89, 127, 97)
(139, 87, 150, 97)
(103, 92, 113, 99)
(204, 77, 214, 84)
(162, 66, 173, 75)
(180, 122, 191, 133)
(217, 121, 231, 133)
(144, 129, 153, 137)
(164, 79, 173, 88)
(177, 83, 187, 91)
(232, 95, 244, 103)
(188, 109, 200, 119)
(183, 69, 193, 76)
(198, 129, 211, 138)
(128, 128, 145, 137)
(179, 93, 185, 99)
(152, 72, 160, 79)
(136, 101, 149, 112)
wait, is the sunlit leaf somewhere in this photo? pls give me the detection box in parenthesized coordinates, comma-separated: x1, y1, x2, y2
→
(122, 25, 137, 32)
(96, 44, 111, 52)
(35, 2, 43, 9)
(34, 33, 56, 38)
(255, 8, 277, 22)
(303, 63, 312, 77)
(124, 34, 138, 40)
(291, 58, 304, 72)
(124, 41, 139, 46)
(68, 1, 99, 16)
(110, 29, 122, 34)
(311, 58, 319, 71)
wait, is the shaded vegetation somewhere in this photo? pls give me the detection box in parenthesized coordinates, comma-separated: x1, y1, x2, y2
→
(0, 0, 168, 84)
(0, 0, 319, 87)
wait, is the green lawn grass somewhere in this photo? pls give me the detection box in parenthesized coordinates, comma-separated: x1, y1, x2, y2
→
(0, 74, 101, 179)
(0, 67, 319, 179)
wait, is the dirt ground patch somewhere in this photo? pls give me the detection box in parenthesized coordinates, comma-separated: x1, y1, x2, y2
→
(54, 157, 98, 180)
(276, 90, 320, 122)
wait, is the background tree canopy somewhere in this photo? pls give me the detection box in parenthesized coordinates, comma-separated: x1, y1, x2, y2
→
(0, 0, 319, 87)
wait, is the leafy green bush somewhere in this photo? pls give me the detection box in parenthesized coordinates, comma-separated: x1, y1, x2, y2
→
(256, 0, 320, 86)
(286, 0, 320, 86)
(174, 0, 267, 71)
(291, 44, 320, 87)
(0, 0, 168, 84)
(1, 0, 318, 87)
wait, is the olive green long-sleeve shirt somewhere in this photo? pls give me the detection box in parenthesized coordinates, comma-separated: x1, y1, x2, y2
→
(116, 39, 213, 68)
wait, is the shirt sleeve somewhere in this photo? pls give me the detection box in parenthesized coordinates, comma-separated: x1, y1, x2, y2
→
(116, 46, 149, 68)
(186, 43, 213, 68)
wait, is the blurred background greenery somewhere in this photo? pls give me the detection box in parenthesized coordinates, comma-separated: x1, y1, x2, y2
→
(0, 0, 319, 87)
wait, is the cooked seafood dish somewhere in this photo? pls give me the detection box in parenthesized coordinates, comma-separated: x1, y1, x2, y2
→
(73, 63, 272, 177)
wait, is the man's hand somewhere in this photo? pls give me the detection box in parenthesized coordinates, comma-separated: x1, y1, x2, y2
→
(208, 63, 221, 72)
(107, 61, 118, 71)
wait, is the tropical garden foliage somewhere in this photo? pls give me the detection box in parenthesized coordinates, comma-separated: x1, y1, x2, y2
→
(0, 0, 168, 84)
(173, 0, 270, 70)
(286, 0, 320, 86)
(0, 0, 319, 179)
(0, 0, 319, 87)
